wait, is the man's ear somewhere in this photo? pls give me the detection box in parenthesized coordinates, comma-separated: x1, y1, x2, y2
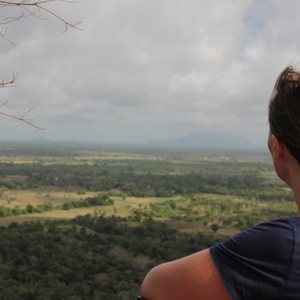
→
(271, 135, 283, 161)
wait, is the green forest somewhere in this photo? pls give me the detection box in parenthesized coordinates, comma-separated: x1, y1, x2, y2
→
(0, 142, 296, 299)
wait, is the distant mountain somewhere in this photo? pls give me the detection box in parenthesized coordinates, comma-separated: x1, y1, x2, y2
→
(31, 137, 53, 144)
(146, 131, 259, 150)
(30, 138, 86, 146)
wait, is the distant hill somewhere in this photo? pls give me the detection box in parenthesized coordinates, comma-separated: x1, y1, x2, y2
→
(0, 132, 260, 151)
(146, 131, 259, 150)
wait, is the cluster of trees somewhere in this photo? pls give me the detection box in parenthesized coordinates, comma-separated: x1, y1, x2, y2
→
(0, 194, 113, 217)
(132, 194, 297, 231)
(0, 145, 294, 298)
(0, 215, 225, 299)
(62, 194, 113, 210)
(0, 202, 54, 217)
(0, 158, 289, 202)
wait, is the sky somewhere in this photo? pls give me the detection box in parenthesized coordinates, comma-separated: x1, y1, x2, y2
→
(0, 0, 300, 146)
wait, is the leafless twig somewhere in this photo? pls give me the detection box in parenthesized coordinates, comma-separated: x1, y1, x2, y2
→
(0, 102, 46, 130)
(0, 73, 19, 87)
(0, 0, 82, 130)
(0, 74, 47, 130)
(0, 0, 83, 32)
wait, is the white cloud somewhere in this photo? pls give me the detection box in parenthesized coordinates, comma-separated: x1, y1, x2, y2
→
(0, 0, 299, 146)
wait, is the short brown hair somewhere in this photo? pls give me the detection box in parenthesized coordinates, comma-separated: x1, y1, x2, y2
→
(269, 66, 300, 164)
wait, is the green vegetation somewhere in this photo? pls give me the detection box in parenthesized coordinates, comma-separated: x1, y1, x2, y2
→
(0, 215, 226, 299)
(0, 142, 296, 299)
(0, 194, 113, 217)
(0, 144, 288, 201)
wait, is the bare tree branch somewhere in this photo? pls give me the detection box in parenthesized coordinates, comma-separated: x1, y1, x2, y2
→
(0, 27, 16, 45)
(0, 0, 82, 130)
(0, 102, 46, 130)
(0, 108, 47, 130)
(0, 100, 8, 107)
(0, 0, 83, 31)
(0, 73, 19, 87)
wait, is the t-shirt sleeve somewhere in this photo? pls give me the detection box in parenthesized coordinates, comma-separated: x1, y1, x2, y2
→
(210, 219, 294, 300)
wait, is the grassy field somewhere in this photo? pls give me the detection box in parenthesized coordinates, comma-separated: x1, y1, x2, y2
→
(0, 187, 231, 234)
(0, 144, 294, 237)
(0, 152, 160, 165)
(0, 188, 169, 225)
(0, 189, 99, 208)
(0, 186, 296, 237)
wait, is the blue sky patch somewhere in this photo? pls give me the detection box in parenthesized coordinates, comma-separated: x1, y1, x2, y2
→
(243, 0, 277, 37)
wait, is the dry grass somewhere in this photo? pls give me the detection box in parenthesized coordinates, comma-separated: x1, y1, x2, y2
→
(0, 190, 158, 225)
(0, 189, 100, 209)
(0, 152, 157, 165)
(0, 189, 243, 236)
(165, 219, 240, 236)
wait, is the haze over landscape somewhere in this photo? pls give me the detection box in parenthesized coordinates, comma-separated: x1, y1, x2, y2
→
(0, 0, 299, 147)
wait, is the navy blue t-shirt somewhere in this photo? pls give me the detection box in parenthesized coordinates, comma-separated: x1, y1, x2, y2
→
(210, 218, 300, 300)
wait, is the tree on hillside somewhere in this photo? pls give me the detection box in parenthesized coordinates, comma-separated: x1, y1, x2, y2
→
(210, 223, 220, 233)
(0, 0, 82, 129)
